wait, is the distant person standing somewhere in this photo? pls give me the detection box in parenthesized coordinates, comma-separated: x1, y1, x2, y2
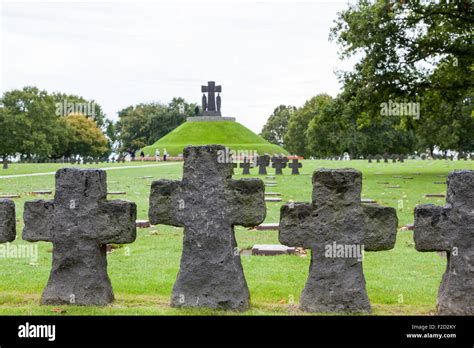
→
(155, 149, 160, 161)
(163, 149, 168, 161)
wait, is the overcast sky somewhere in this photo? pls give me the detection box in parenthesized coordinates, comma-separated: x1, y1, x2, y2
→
(1, 0, 357, 133)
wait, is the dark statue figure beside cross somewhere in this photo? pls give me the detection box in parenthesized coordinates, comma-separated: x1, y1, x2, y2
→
(201, 81, 222, 116)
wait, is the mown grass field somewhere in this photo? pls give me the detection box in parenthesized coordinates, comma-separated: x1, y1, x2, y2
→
(0, 159, 472, 315)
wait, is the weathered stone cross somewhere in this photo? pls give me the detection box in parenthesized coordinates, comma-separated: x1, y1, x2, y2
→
(149, 145, 266, 310)
(257, 154, 270, 175)
(414, 170, 473, 315)
(288, 158, 302, 175)
(23, 168, 137, 306)
(279, 169, 398, 313)
(271, 155, 287, 175)
(0, 199, 16, 243)
(239, 156, 253, 175)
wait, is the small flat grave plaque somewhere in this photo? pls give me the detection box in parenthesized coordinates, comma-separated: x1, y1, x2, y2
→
(265, 197, 282, 202)
(0, 194, 20, 199)
(265, 192, 281, 196)
(425, 194, 445, 198)
(361, 198, 377, 203)
(252, 244, 296, 256)
(108, 191, 127, 195)
(255, 223, 279, 231)
(136, 220, 151, 228)
(31, 191, 52, 195)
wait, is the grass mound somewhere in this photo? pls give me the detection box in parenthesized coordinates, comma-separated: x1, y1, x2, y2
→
(142, 121, 288, 156)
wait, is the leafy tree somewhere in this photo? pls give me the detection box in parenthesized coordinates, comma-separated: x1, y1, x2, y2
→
(285, 94, 333, 157)
(331, 0, 474, 154)
(63, 114, 109, 158)
(260, 105, 296, 147)
(0, 86, 62, 168)
(116, 98, 197, 155)
(52, 92, 107, 128)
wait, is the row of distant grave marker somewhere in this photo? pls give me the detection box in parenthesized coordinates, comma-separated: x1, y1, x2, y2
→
(0, 145, 472, 315)
(17, 157, 128, 164)
(236, 155, 302, 175)
(366, 153, 473, 162)
(368, 154, 405, 163)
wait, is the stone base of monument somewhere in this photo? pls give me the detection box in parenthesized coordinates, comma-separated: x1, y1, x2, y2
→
(252, 244, 295, 256)
(186, 116, 236, 122)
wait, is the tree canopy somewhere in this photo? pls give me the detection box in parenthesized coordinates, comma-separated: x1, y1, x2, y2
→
(262, 0, 473, 158)
(116, 97, 197, 155)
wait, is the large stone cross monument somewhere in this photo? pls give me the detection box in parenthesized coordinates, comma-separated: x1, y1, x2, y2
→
(187, 81, 235, 122)
(201, 81, 222, 116)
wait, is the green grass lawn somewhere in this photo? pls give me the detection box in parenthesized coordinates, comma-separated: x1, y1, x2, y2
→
(0, 159, 472, 315)
(141, 121, 288, 156)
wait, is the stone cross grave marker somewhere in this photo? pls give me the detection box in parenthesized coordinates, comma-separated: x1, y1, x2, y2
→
(239, 156, 253, 175)
(414, 170, 473, 315)
(383, 153, 389, 163)
(368, 155, 372, 163)
(23, 168, 137, 305)
(271, 155, 287, 175)
(375, 155, 382, 163)
(289, 158, 302, 175)
(257, 154, 270, 175)
(148, 145, 266, 310)
(0, 199, 16, 243)
(279, 169, 398, 313)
